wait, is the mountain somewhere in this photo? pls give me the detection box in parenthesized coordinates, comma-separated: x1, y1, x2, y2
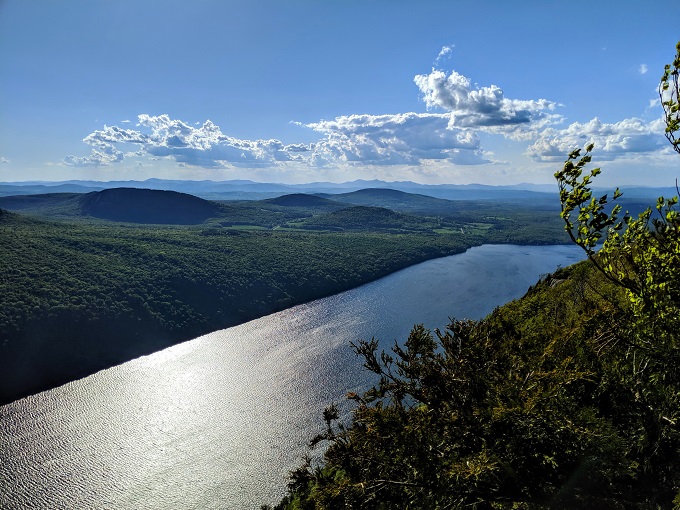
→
(0, 188, 223, 224)
(3, 178, 675, 203)
(324, 188, 456, 213)
(0, 183, 106, 196)
(0, 178, 555, 201)
(79, 188, 222, 224)
(0, 193, 83, 215)
(264, 193, 344, 209)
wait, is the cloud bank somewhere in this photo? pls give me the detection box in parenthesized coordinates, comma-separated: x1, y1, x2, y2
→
(305, 113, 490, 166)
(527, 117, 668, 162)
(64, 114, 311, 168)
(64, 111, 493, 169)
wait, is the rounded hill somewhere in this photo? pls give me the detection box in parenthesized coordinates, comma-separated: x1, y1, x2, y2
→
(331, 188, 455, 213)
(79, 188, 221, 224)
(265, 193, 341, 208)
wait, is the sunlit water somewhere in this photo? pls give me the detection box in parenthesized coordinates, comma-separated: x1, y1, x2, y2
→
(0, 244, 583, 509)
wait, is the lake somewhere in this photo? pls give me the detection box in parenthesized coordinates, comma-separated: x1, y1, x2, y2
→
(0, 244, 584, 509)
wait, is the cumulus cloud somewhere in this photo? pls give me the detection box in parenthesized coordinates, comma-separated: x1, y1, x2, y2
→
(64, 114, 312, 168)
(65, 112, 493, 169)
(639, 64, 648, 75)
(0, 157, 9, 164)
(413, 68, 562, 138)
(64, 52, 563, 171)
(63, 144, 124, 167)
(306, 113, 491, 166)
(526, 117, 668, 162)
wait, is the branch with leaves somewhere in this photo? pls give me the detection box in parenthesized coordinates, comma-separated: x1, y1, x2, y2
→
(555, 43, 680, 347)
(660, 41, 680, 154)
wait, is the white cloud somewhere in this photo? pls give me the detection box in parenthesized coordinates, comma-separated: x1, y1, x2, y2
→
(64, 114, 312, 168)
(639, 64, 648, 75)
(526, 117, 668, 162)
(306, 113, 491, 166)
(64, 112, 493, 169)
(0, 157, 9, 164)
(63, 146, 124, 167)
(84, 125, 149, 147)
(413, 68, 562, 138)
(435, 45, 454, 65)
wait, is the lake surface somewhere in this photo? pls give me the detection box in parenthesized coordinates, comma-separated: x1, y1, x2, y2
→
(0, 244, 584, 509)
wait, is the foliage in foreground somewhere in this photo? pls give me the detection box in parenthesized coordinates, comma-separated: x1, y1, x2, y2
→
(272, 262, 679, 508)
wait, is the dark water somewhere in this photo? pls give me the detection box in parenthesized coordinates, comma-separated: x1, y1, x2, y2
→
(0, 244, 583, 509)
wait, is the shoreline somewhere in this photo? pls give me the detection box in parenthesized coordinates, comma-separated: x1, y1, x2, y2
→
(1, 241, 573, 406)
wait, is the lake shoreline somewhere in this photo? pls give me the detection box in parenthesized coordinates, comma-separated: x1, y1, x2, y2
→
(1, 240, 573, 406)
(0, 243, 585, 510)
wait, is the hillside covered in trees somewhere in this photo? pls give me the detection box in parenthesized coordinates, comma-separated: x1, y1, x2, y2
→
(270, 259, 679, 508)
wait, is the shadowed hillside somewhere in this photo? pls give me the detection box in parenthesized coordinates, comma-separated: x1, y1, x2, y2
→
(80, 188, 222, 224)
(0, 193, 83, 215)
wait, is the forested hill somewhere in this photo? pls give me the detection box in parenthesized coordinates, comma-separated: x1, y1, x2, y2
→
(296, 206, 438, 232)
(80, 187, 222, 224)
(264, 193, 342, 209)
(0, 188, 222, 224)
(324, 188, 469, 214)
(0, 209, 479, 405)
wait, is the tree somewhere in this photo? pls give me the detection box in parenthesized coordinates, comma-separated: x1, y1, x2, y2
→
(554, 41, 680, 345)
(554, 145, 679, 344)
(661, 41, 680, 155)
(554, 40, 680, 506)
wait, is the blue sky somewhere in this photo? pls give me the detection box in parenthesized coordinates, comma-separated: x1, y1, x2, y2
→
(1, 0, 678, 185)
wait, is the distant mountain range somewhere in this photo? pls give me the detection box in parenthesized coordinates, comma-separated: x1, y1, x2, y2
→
(1, 178, 675, 203)
(0, 178, 550, 201)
